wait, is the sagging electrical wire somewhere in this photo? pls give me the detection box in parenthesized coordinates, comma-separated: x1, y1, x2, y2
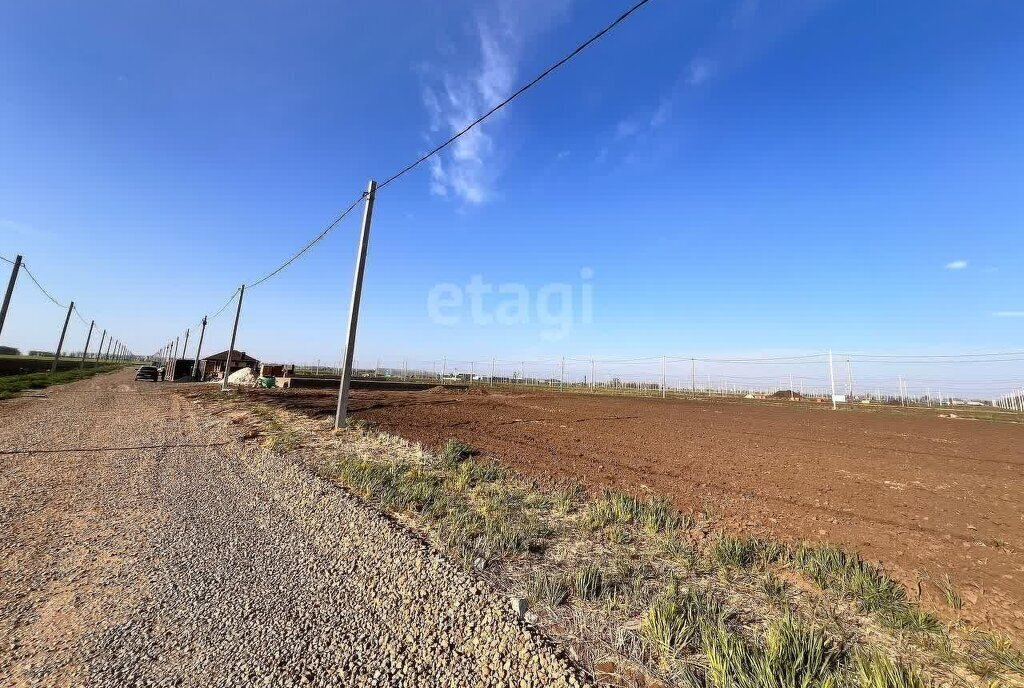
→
(20, 263, 66, 309)
(237, 0, 654, 291)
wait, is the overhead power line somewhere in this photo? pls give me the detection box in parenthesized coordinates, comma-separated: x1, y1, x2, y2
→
(239, 0, 654, 291)
(20, 263, 66, 309)
(247, 194, 367, 289)
(375, 0, 653, 192)
(72, 303, 90, 327)
(209, 287, 240, 320)
(0, 255, 15, 265)
(842, 351, 1024, 360)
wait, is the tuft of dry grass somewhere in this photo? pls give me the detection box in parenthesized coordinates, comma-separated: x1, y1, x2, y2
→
(572, 563, 604, 601)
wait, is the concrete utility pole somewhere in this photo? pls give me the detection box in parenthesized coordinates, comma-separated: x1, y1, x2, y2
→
(222, 285, 245, 391)
(0, 254, 22, 340)
(560, 356, 565, 391)
(691, 358, 695, 394)
(181, 328, 190, 363)
(50, 301, 74, 373)
(104, 337, 112, 361)
(192, 317, 207, 379)
(828, 349, 837, 410)
(335, 179, 377, 429)
(172, 336, 179, 361)
(661, 356, 666, 399)
(80, 320, 95, 368)
(95, 329, 106, 365)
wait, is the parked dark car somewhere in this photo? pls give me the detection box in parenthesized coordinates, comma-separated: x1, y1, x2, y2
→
(135, 365, 159, 382)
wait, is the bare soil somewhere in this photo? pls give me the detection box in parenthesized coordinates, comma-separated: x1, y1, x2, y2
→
(254, 385, 1024, 641)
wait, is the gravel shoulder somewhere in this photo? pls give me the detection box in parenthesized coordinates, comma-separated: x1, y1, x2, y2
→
(0, 371, 586, 687)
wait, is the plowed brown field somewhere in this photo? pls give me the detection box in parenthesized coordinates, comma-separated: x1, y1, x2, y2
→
(252, 385, 1024, 640)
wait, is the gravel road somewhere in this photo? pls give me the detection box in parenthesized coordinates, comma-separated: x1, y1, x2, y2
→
(0, 371, 586, 687)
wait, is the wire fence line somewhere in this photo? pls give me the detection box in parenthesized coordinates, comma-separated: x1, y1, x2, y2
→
(275, 351, 1024, 412)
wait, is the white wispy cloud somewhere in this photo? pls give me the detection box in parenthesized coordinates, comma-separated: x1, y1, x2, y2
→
(944, 260, 968, 270)
(614, 119, 641, 139)
(993, 311, 1024, 318)
(686, 58, 714, 86)
(420, 1, 569, 205)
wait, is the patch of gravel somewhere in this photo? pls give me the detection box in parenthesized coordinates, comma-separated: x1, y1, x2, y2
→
(0, 371, 587, 687)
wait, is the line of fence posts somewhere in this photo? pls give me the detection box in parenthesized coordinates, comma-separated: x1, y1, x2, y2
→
(80, 320, 94, 368)
(49, 300, 74, 372)
(334, 180, 377, 429)
(221, 285, 245, 392)
(0, 255, 23, 340)
(191, 316, 207, 379)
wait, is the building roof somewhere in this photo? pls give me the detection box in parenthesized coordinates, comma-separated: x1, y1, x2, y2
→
(203, 349, 259, 363)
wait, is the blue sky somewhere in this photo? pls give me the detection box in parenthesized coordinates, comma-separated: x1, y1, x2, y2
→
(2, 0, 1022, 394)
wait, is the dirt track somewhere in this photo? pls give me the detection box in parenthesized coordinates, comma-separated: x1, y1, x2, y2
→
(0, 373, 585, 687)
(259, 385, 1024, 641)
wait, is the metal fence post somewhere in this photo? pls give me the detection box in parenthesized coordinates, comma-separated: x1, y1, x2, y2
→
(95, 329, 106, 365)
(222, 286, 245, 391)
(80, 320, 95, 368)
(192, 317, 207, 379)
(50, 301, 74, 372)
(0, 254, 22, 340)
(335, 180, 377, 429)
(828, 349, 837, 410)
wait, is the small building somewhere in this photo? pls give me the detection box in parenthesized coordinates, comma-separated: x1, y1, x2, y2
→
(259, 363, 295, 378)
(200, 349, 260, 381)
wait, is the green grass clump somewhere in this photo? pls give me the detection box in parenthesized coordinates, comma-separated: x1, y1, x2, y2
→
(583, 490, 681, 533)
(705, 614, 844, 688)
(880, 606, 943, 635)
(552, 482, 584, 514)
(793, 544, 936, 632)
(639, 495, 678, 534)
(572, 564, 604, 601)
(760, 571, 791, 604)
(937, 575, 962, 612)
(437, 438, 474, 467)
(584, 489, 639, 528)
(713, 534, 760, 568)
(642, 583, 724, 660)
(854, 651, 930, 688)
(529, 571, 569, 607)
